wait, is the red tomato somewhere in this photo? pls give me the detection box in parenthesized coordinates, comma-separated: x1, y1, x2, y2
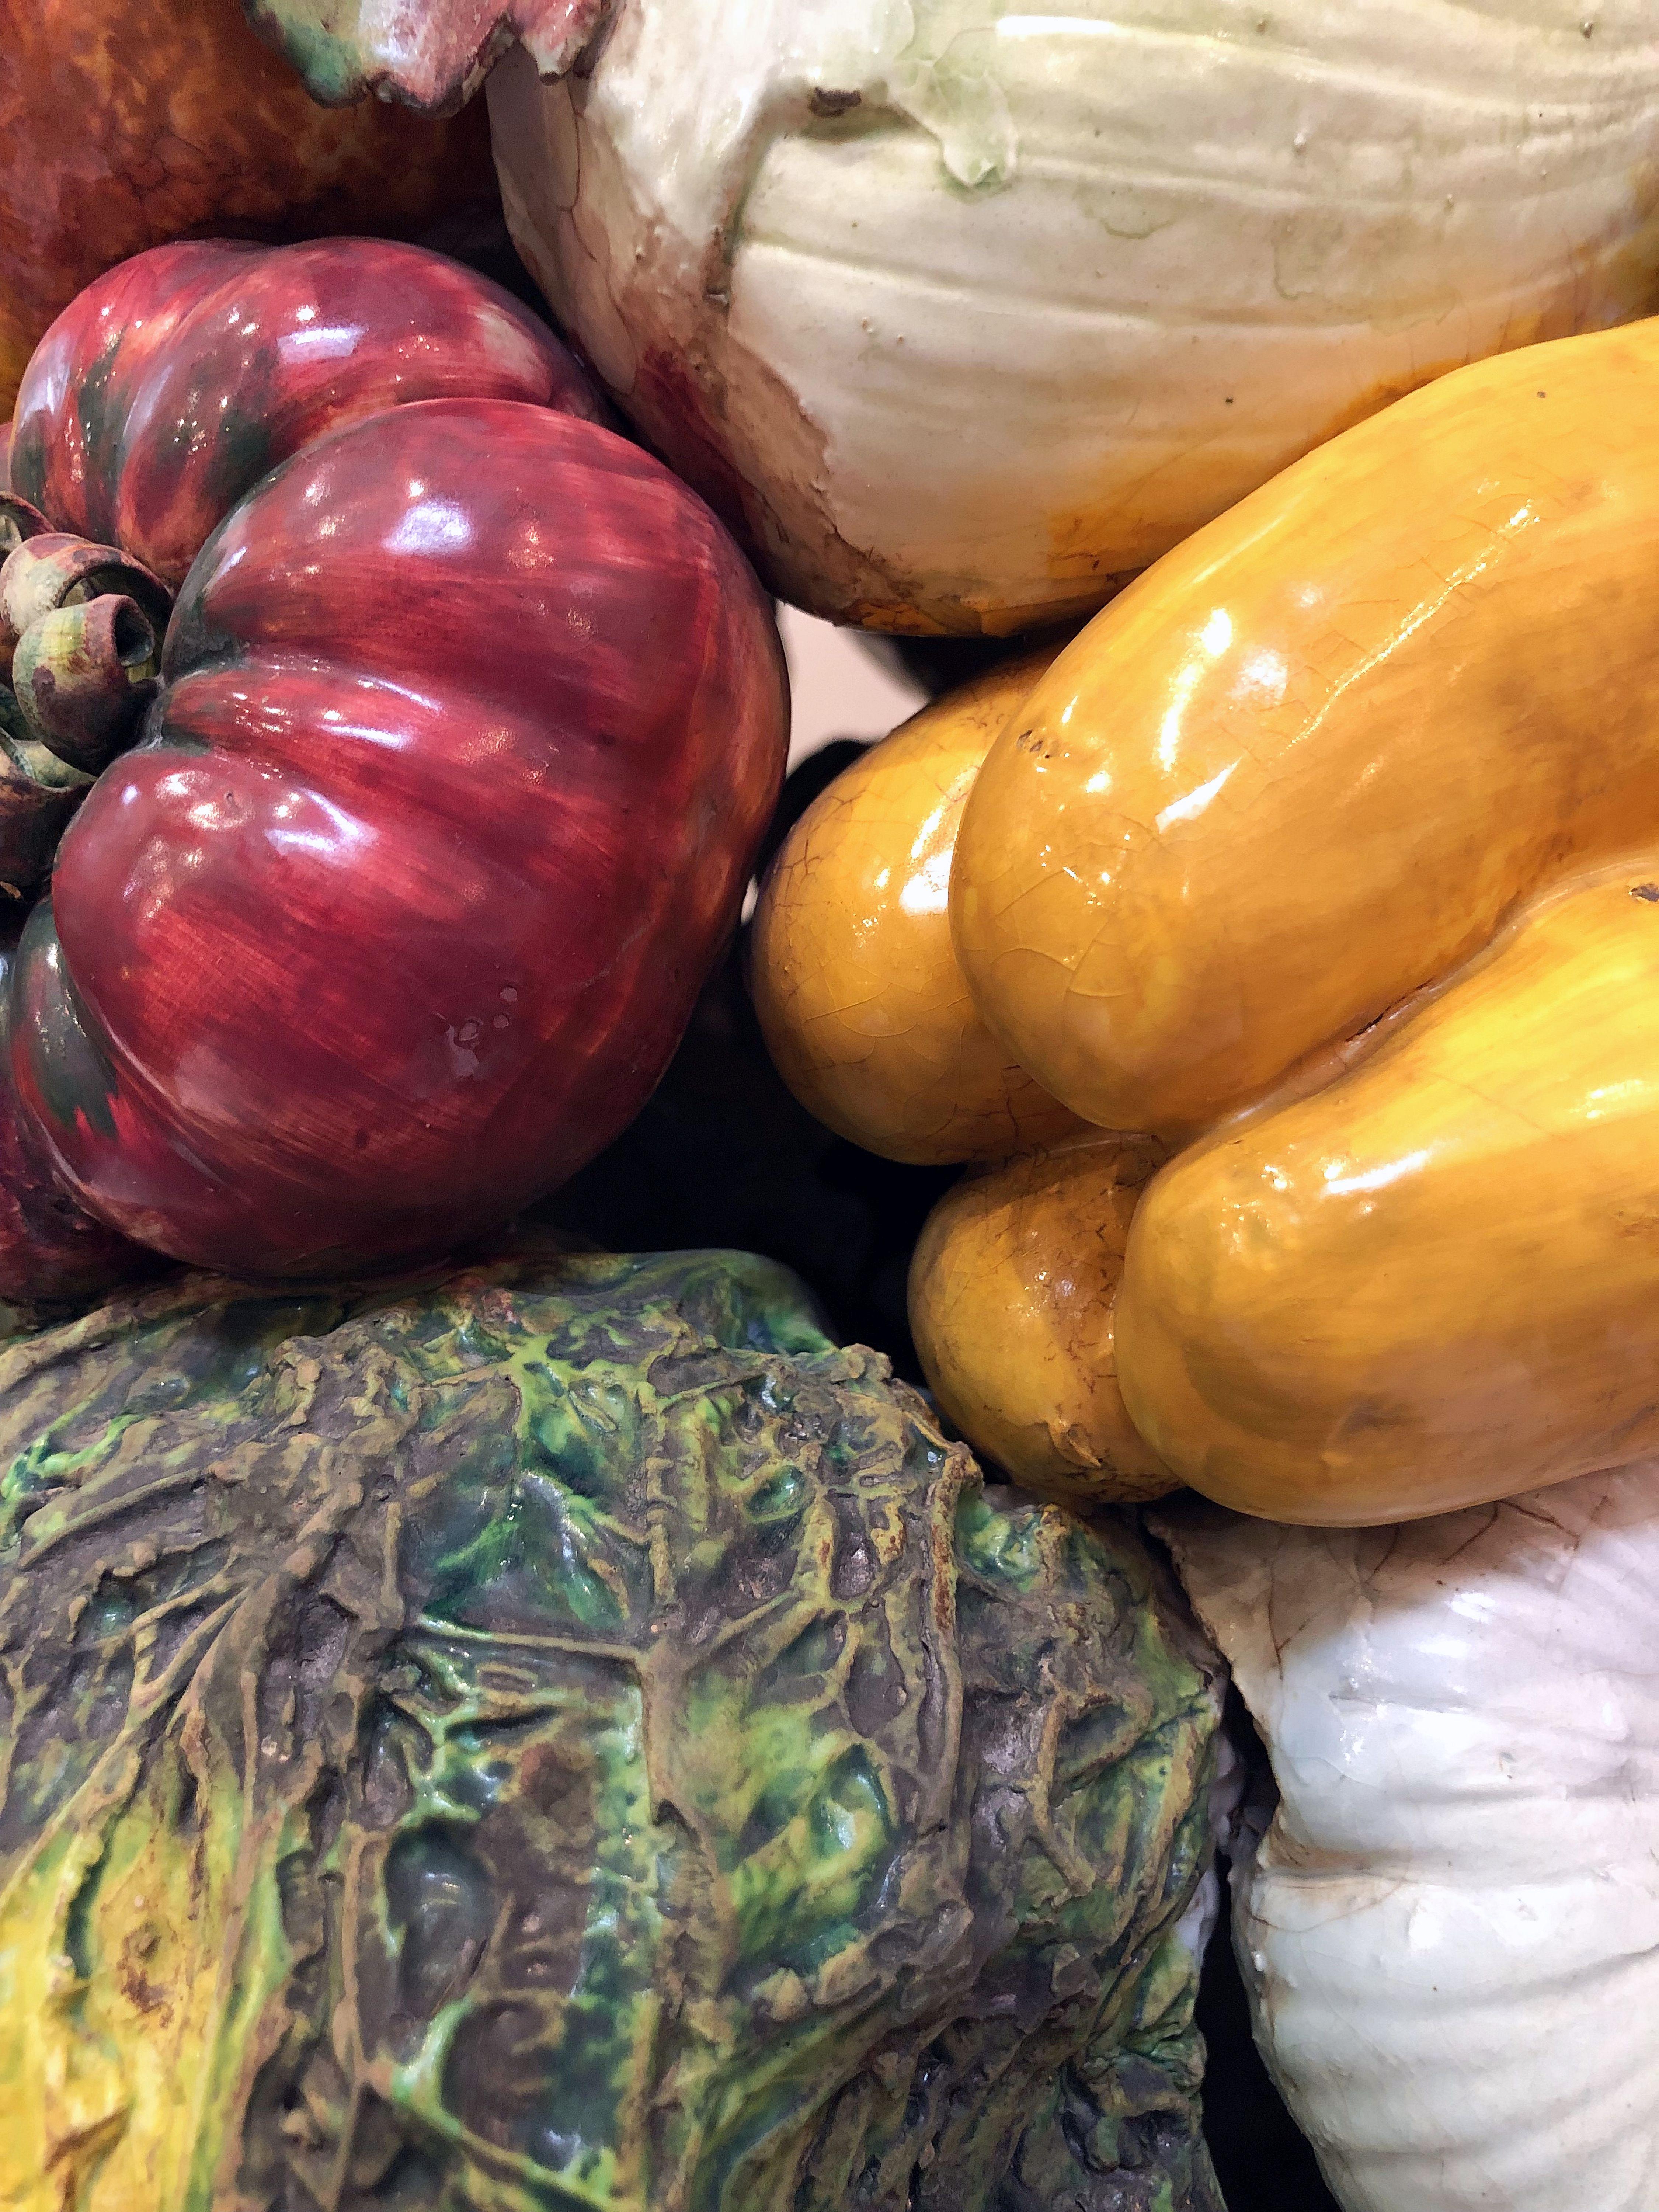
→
(9, 236, 603, 587)
(4, 246, 786, 1279)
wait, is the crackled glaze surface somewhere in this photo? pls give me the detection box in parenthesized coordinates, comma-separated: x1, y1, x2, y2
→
(488, 0, 1659, 631)
(1159, 1474, 1659, 2212)
(908, 1134, 1175, 1507)
(0, 1239, 1225, 2211)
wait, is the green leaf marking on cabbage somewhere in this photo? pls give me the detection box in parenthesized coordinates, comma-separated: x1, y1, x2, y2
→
(0, 1235, 1225, 2211)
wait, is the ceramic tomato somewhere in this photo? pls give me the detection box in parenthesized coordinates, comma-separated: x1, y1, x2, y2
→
(7, 234, 604, 587)
(0, 239, 786, 1284)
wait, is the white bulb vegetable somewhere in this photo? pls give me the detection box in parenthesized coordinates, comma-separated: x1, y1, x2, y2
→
(486, 0, 1659, 632)
(1157, 1469, 1659, 2212)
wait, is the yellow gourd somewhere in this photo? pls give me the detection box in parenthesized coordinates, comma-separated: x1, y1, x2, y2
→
(1119, 864, 1659, 1524)
(908, 1135, 1174, 1506)
(755, 317, 1659, 1522)
(953, 318, 1659, 1140)
(752, 654, 1078, 1164)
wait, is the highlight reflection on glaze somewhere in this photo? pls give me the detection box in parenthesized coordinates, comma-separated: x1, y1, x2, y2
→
(953, 322, 1659, 1141)
(10, 400, 786, 1277)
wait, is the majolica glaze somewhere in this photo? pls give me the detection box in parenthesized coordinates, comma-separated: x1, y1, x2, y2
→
(0, 238, 602, 946)
(0, 920, 155, 1311)
(907, 1133, 1175, 1507)
(954, 316, 1659, 1142)
(1161, 1475, 1659, 2212)
(10, 394, 786, 1277)
(486, 1, 1659, 634)
(244, 0, 608, 107)
(757, 317, 1659, 1524)
(0, 1238, 1225, 2211)
(0, 527, 171, 776)
(751, 650, 1079, 1167)
(9, 237, 598, 588)
(0, 0, 497, 417)
(1120, 866, 1659, 1524)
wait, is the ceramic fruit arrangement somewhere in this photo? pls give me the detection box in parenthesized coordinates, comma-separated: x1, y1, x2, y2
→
(0, 236, 787, 1292)
(10, 6, 1659, 2208)
(758, 314, 1659, 1528)
(0, 1236, 1226, 2212)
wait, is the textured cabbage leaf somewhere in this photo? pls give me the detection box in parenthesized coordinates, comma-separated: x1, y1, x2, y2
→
(0, 1238, 1225, 2211)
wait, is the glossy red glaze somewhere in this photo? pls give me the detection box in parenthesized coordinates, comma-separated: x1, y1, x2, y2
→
(10, 399, 788, 1277)
(0, 924, 157, 1305)
(8, 237, 601, 587)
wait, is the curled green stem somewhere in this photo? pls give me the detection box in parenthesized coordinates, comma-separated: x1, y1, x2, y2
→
(12, 595, 159, 773)
(0, 495, 49, 561)
(0, 526, 171, 896)
(0, 532, 171, 682)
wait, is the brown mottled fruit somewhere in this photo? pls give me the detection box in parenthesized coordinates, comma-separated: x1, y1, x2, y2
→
(0, 0, 498, 417)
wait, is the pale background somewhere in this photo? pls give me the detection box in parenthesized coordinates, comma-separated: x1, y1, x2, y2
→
(780, 606, 925, 769)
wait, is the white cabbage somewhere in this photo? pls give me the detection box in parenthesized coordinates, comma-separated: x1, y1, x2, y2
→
(1156, 1471, 1659, 2212)
(487, 0, 1659, 633)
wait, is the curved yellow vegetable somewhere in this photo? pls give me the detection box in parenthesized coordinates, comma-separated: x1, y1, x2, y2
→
(908, 1135, 1174, 1504)
(750, 314, 1659, 1524)
(953, 319, 1659, 1140)
(752, 653, 1079, 1164)
(1119, 866, 1659, 1524)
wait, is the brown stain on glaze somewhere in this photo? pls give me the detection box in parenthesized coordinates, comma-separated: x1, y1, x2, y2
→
(909, 1133, 1178, 1507)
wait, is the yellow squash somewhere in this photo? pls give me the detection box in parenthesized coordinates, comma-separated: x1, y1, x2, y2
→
(1119, 864, 1659, 1525)
(953, 319, 1659, 1140)
(752, 653, 1078, 1164)
(758, 315, 1659, 1523)
(908, 1134, 1174, 1504)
